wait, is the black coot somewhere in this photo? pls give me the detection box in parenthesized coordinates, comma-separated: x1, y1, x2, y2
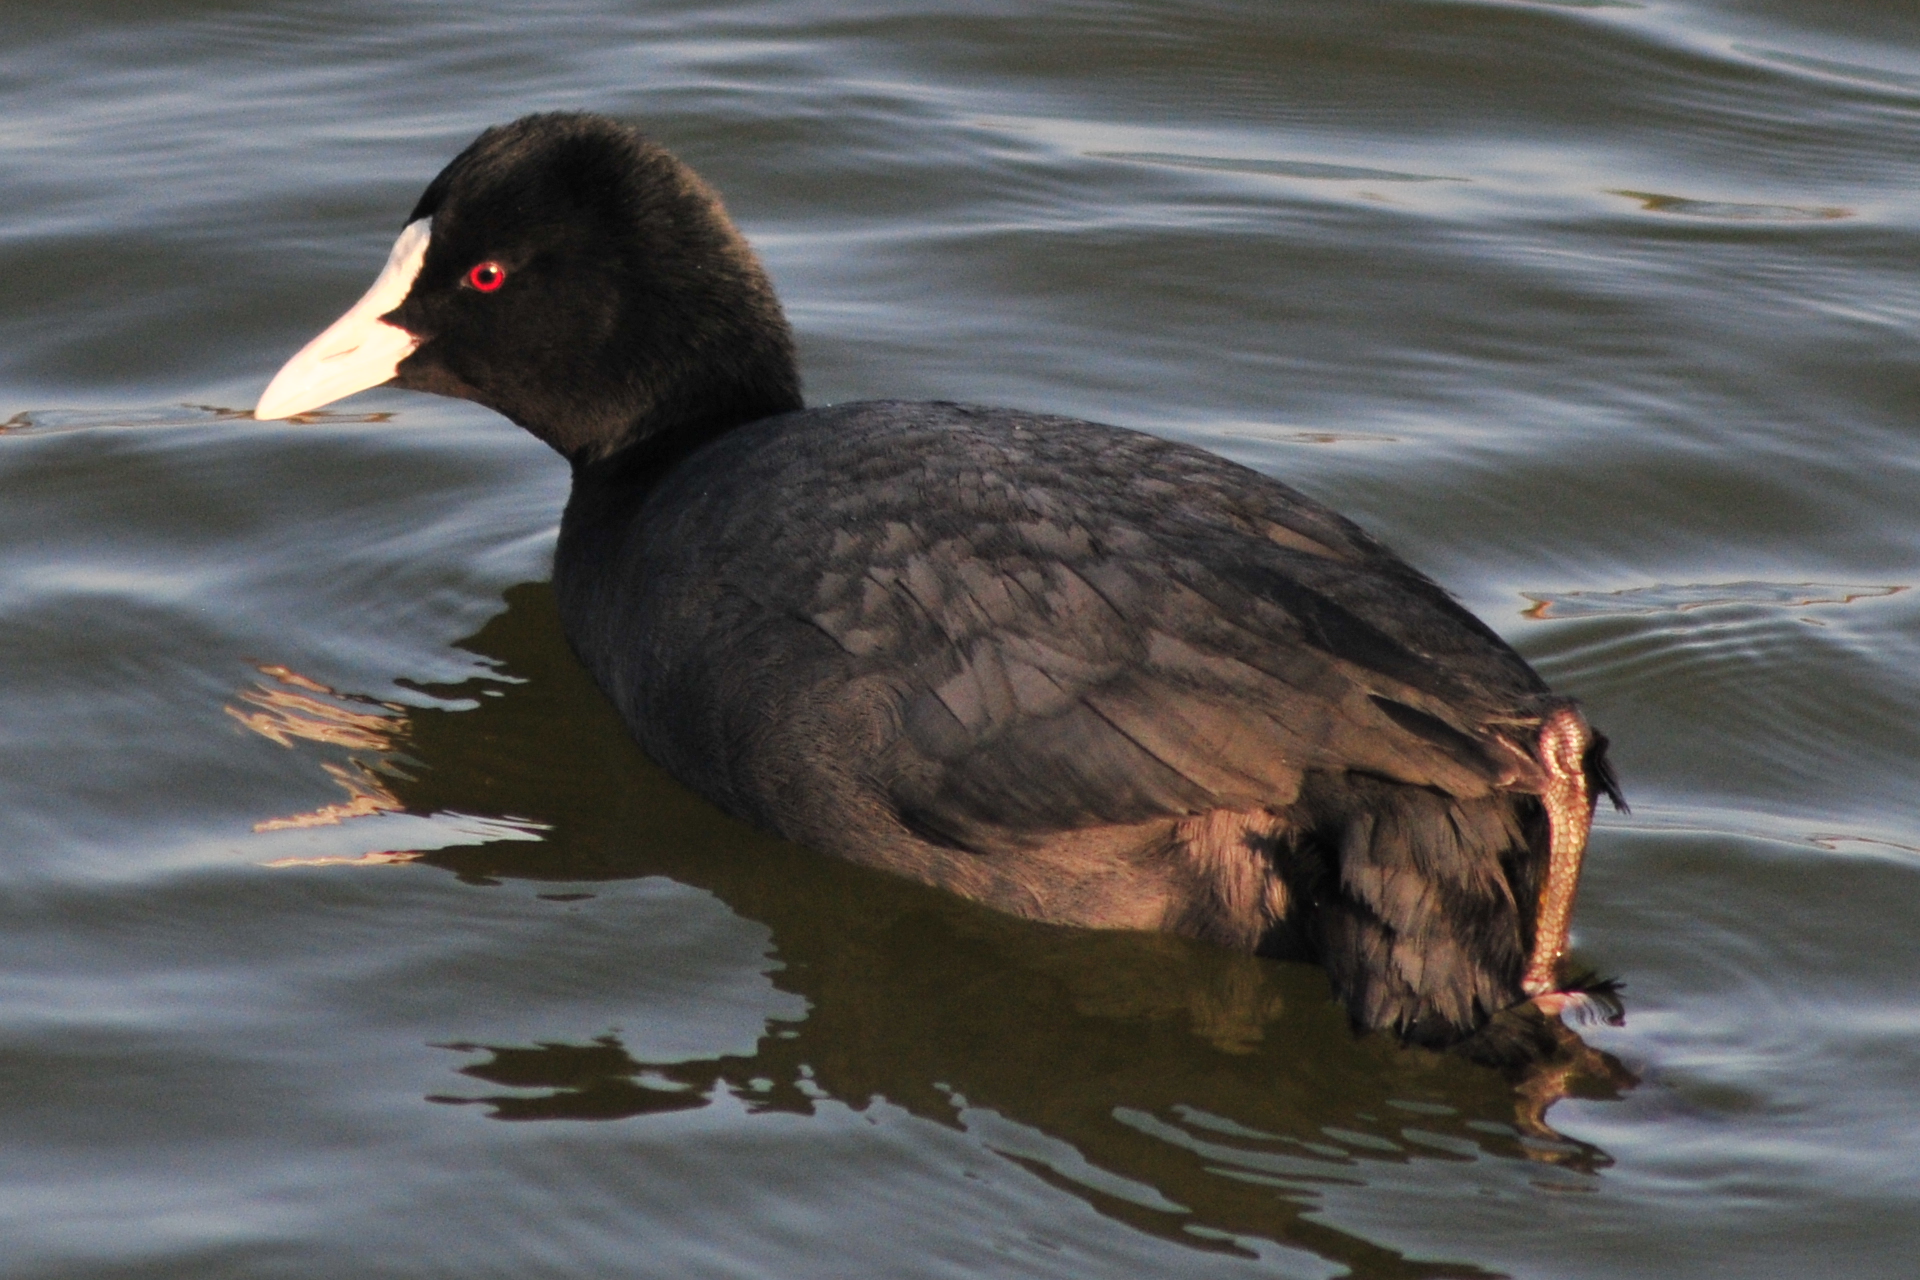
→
(256, 113, 1621, 1047)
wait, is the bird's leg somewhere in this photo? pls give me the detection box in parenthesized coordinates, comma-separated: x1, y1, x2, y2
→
(1522, 708, 1595, 1003)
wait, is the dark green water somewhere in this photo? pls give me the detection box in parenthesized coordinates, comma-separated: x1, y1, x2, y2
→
(3, 3, 1917, 1276)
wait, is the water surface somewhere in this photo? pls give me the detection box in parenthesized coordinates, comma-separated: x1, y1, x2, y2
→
(2, 2, 1918, 1276)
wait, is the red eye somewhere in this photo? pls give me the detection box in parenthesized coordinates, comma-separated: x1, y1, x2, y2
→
(466, 261, 507, 292)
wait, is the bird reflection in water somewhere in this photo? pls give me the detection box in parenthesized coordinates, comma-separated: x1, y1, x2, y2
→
(229, 664, 410, 831)
(228, 663, 424, 866)
(229, 583, 1635, 1274)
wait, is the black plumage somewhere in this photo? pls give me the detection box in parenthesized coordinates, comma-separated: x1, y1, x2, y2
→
(257, 112, 1622, 1048)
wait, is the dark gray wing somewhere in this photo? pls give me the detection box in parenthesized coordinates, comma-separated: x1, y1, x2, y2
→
(650, 402, 1550, 852)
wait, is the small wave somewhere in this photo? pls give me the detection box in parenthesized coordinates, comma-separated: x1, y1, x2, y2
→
(1218, 426, 1399, 445)
(1091, 151, 1459, 183)
(1608, 190, 1851, 222)
(1521, 581, 1904, 620)
(0, 404, 397, 436)
(1599, 802, 1920, 866)
(1730, 45, 1920, 94)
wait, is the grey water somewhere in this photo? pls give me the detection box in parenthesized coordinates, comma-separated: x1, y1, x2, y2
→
(2, 2, 1918, 1277)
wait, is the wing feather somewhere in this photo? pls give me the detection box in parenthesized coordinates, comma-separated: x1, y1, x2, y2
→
(643, 403, 1550, 852)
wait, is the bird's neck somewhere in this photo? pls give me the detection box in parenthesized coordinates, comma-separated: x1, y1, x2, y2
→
(553, 392, 797, 632)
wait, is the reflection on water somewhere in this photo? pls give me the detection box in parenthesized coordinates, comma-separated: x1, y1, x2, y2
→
(1607, 190, 1852, 221)
(432, 1035, 715, 1120)
(0, 404, 398, 436)
(235, 581, 1635, 1275)
(1520, 580, 1905, 620)
(228, 663, 411, 833)
(229, 660, 556, 865)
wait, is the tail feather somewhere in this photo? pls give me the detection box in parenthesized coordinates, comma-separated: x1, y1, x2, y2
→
(1286, 774, 1536, 1045)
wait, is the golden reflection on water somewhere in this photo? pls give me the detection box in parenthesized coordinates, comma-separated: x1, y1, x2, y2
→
(1520, 580, 1905, 620)
(186, 403, 400, 427)
(226, 663, 413, 845)
(1608, 189, 1852, 221)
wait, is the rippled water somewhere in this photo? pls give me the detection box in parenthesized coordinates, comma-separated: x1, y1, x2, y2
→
(3, 3, 1918, 1277)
